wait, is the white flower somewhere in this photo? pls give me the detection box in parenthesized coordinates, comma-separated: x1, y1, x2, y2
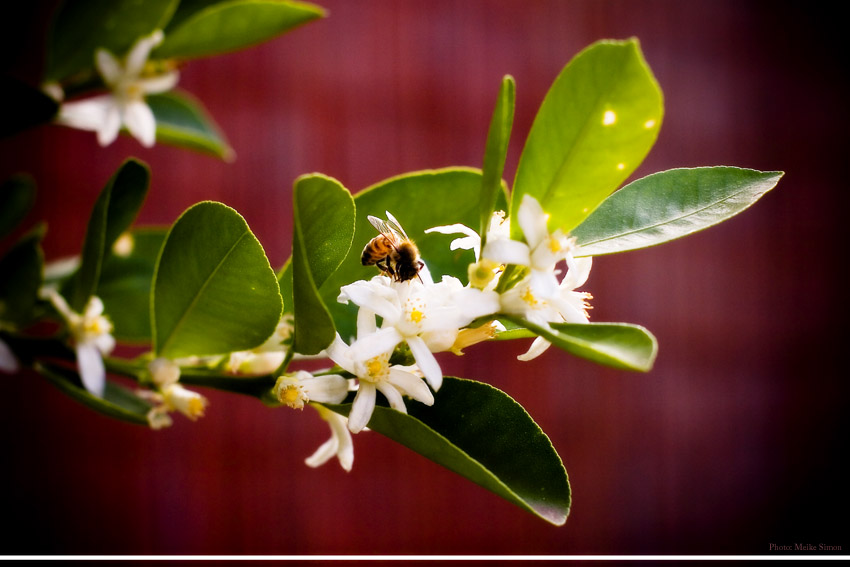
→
(425, 212, 509, 290)
(500, 254, 593, 361)
(144, 357, 208, 424)
(43, 289, 115, 397)
(306, 405, 354, 472)
(483, 194, 576, 299)
(338, 274, 499, 391)
(0, 338, 19, 373)
(272, 370, 348, 409)
(226, 315, 294, 375)
(56, 30, 178, 148)
(325, 310, 434, 433)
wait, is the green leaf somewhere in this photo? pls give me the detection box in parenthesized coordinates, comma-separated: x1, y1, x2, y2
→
(292, 174, 355, 355)
(98, 228, 167, 343)
(68, 159, 150, 312)
(154, 0, 325, 61)
(0, 225, 45, 327)
(319, 168, 505, 341)
(148, 91, 234, 160)
(35, 362, 152, 426)
(509, 316, 657, 372)
(44, 0, 179, 82)
(0, 77, 59, 137)
(0, 174, 36, 240)
(325, 377, 569, 525)
(152, 201, 282, 358)
(512, 39, 663, 236)
(480, 75, 515, 248)
(572, 167, 783, 256)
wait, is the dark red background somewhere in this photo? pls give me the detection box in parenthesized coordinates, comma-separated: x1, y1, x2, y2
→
(2, 0, 846, 556)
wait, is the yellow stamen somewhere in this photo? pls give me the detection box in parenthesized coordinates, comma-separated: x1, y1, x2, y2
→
(410, 308, 424, 324)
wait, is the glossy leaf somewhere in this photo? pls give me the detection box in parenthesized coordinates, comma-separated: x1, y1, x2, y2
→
(0, 226, 45, 327)
(292, 174, 355, 355)
(509, 316, 658, 372)
(36, 362, 152, 426)
(573, 167, 784, 256)
(152, 201, 282, 358)
(98, 228, 167, 343)
(148, 91, 234, 160)
(154, 0, 325, 60)
(0, 77, 59, 137)
(512, 39, 663, 237)
(325, 377, 570, 525)
(69, 159, 150, 312)
(44, 0, 178, 82)
(480, 75, 515, 248)
(320, 168, 505, 341)
(0, 174, 36, 240)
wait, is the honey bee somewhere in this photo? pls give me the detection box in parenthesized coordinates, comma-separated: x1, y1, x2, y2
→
(361, 211, 424, 282)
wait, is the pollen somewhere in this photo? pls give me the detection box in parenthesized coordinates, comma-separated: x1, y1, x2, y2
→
(410, 308, 425, 324)
(365, 354, 390, 382)
(520, 287, 539, 307)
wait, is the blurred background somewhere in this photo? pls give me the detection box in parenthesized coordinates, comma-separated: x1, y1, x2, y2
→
(1, 0, 846, 555)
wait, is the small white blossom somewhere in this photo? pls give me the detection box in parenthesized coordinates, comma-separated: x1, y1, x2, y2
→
(43, 289, 115, 397)
(305, 405, 354, 472)
(226, 315, 294, 375)
(272, 370, 348, 409)
(325, 309, 434, 433)
(144, 357, 208, 425)
(338, 274, 499, 391)
(0, 338, 19, 373)
(56, 30, 178, 147)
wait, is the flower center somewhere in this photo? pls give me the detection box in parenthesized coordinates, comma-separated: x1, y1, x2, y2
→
(362, 353, 390, 383)
(520, 286, 539, 307)
(280, 383, 307, 409)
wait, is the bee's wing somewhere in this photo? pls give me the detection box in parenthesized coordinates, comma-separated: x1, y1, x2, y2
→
(367, 215, 391, 234)
(384, 211, 410, 240)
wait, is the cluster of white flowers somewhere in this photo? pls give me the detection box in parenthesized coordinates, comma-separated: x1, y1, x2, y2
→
(294, 194, 593, 472)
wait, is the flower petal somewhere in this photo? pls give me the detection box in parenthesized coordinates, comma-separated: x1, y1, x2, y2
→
(375, 382, 407, 413)
(304, 437, 337, 468)
(126, 29, 164, 77)
(325, 334, 357, 374)
(348, 327, 403, 362)
(518, 194, 549, 249)
(517, 336, 552, 361)
(123, 100, 157, 147)
(56, 96, 113, 132)
(482, 238, 530, 266)
(98, 102, 122, 146)
(388, 368, 434, 406)
(406, 335, 442, 391)
(304, 374, 349, 404)
(95, 48, 123, 86)
(0, 339, 19, 373)
(76, 342, 106, 397)
(138, 71, 179, 95)
(339, 278, 401, 323)
(348, 382, 376, 433)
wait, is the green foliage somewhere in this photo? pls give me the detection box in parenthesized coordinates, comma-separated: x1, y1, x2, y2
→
(325, 377, 570, 525)
(480, 75, 515, 248)
(152, 201, 282, 358)
(45, 0, 178, 82)
(512, 39, 663, 237)
(0, 174, 36, 240)
(510, 317, 658, 372)
(292, 174, 355, 355)
(0, 226, 45, 328)
(98, 229, 167, 342)
(155, 0, 325, 60)
(573, 167, 784, 255)
(68, 159, 150, 313)
(148, 91, 234, 160)
(36, 361, 152, 425)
